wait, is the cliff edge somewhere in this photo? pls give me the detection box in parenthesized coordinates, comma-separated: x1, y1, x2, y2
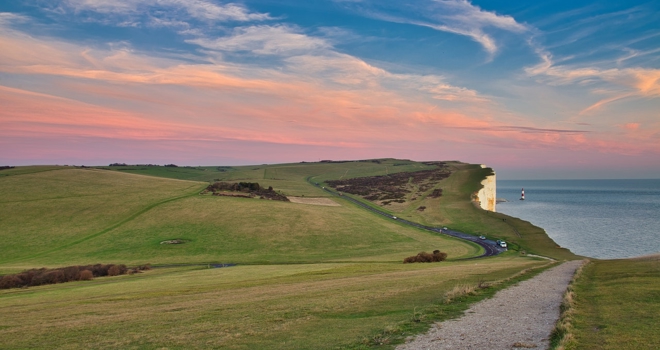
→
(476, 165, 496, 212)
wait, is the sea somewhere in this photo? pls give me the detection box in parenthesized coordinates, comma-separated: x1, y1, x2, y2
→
(496, 179, 660, 259)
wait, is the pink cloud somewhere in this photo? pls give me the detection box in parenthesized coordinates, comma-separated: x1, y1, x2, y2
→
(622, 123, 640, 130)
(1, 23, 659, 170)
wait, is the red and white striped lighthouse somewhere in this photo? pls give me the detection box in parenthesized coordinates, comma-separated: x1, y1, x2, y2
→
(520, 188, 525, 200)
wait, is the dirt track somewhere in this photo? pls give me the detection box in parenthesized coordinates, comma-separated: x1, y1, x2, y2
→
(288, 197, 341, 206)
(397, 260, 584, 350)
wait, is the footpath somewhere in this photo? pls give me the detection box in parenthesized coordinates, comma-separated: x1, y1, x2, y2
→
(397, 260, 584, 350)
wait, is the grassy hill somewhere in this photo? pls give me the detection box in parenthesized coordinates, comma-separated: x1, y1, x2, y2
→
(0, 160, 575, 349)
(0, 161, 485, 270)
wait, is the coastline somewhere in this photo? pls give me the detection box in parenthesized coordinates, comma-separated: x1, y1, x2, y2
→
(496, 179, 660, 260)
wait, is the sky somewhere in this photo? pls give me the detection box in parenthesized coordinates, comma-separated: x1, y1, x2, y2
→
(1, 0, 659, 179)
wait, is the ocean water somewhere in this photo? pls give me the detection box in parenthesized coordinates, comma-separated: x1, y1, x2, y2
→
(496, 179, 660, 259)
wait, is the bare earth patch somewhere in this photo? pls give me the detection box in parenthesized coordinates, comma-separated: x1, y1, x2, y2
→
(288, 197, 341, 206)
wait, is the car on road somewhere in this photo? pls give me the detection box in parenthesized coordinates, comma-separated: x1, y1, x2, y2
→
(392, 216, 397, 220)
(496, 240, 507, 248)
(479, 235, 486, 240)
(442, 227, 448, 231)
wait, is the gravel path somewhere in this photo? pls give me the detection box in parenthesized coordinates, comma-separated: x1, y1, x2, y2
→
(397, 260, 584, 350)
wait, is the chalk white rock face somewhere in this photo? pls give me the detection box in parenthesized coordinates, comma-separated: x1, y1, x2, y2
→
(476, 166, 496, 212)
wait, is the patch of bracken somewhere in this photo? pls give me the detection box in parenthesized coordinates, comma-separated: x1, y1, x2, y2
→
(325, 164, 450, 204)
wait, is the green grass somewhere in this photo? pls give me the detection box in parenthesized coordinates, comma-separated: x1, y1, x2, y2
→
(0, 257, 550, 349)
(0, 165, 70, 177)
(20, 195, 480, 267)
(0, 168, 206, 269)
(0, 166, 478, 270)
(99, 165, 224, 182)
(98, 159, 436, 197)
(0, 160, 587, 349)
(564, 256, 660, 349)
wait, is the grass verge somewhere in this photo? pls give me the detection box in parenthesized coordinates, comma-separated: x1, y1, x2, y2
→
(560, 256, 660, 349)
(550, 260, 588, 349)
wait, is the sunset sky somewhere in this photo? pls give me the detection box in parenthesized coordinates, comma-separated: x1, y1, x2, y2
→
(1, 0, 659, 179)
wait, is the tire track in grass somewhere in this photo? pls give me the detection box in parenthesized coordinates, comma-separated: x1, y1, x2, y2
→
(3, 185, 207, 264)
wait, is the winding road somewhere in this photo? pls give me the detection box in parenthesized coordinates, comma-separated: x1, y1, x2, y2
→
(312, 182, 505, 258)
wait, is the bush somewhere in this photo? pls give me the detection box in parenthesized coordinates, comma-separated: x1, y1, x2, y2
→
(79, 270, 93, 281)
(91, 264, 109, 277)
(0, 275, 22, 289)
(0, 263, 149, 289)
(403, 251, 447, 263)
(32, 270, 65, 286)
(62, 266, 81, 281)
(107, 264, 127, 276)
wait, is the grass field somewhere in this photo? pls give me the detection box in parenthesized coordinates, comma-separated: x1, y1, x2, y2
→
(561, 256, 660, 350)
(0, 257, 550, 349)
(0, 160, 582, 349)
(98, 159, 436, 198)
(0, 164, 481, 270)
(0, 168, 206, 270)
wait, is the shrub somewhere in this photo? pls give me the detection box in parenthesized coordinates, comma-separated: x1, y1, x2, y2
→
(0, 263, 145, 289)
(79, 270, 93, 281)
(0, 275, 22, 289)
(32, 270, 65, 286)
(62, 266, 81, 281)
(91, 264, 109, 277)
(403, 251, 447, 263)
(107, 265, 120, 276)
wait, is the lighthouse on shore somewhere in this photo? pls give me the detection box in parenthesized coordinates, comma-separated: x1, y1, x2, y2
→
(520, 188, 525, 200)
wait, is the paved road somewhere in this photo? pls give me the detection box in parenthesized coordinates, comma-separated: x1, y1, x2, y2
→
(313, 183, 505, 258)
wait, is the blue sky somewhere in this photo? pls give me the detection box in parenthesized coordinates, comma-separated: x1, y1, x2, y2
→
(1, 0, 659, 179)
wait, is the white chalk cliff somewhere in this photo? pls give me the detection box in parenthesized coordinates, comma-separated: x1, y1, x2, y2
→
(476, 165, 496, 212)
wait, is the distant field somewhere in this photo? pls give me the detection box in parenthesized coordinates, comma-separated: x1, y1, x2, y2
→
(99, 159, 436, 197)
(0, 164, 478, 270)
(0, 160, 577, 349)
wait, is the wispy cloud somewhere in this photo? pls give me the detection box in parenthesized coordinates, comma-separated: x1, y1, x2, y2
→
(450, 125, 589, 134)
(0, 12, 30, 25)
(342, 0, 529, 60)
(188, 25, 329, 56)
(526, 52, 660, 113)
(2, 1, 659, 170)
(0, 19, 497, 148)
(43, 0, 272, 27)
